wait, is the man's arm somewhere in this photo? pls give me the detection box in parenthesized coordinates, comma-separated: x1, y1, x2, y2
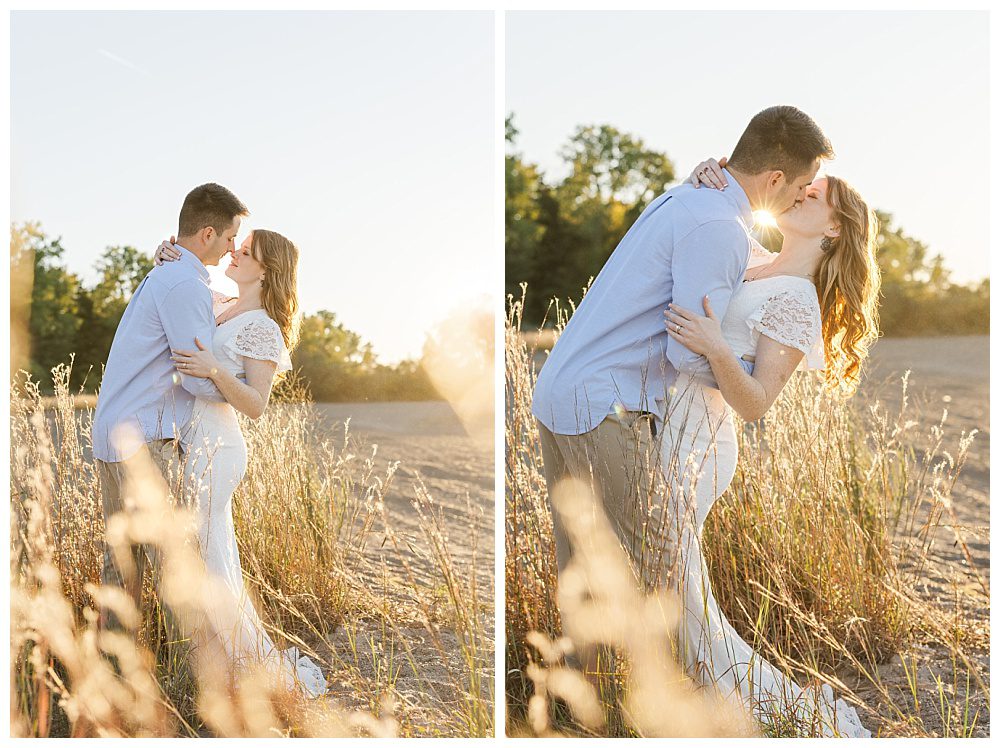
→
(158, 279, 226, 402)
(667, 220, 754, 382)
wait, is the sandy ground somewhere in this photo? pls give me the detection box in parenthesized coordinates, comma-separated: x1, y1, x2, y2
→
(850, 335, 989, 737)
(313, 401, 494, 736)
(315, 402, 493, 591)
(860, 335, 989, 593)
(860, 335, 989, 575)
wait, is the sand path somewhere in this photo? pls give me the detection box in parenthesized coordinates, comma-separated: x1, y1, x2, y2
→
(853, 335, 989, 737)
(314, 401, 494, 736)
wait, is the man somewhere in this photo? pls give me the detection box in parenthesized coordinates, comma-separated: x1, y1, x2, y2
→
(92, 182, 249, 634)
(532, 106, 833, 593)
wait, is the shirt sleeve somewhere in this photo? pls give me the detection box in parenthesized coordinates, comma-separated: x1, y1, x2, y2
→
(157, 278, 226, 402)
(667, 220, 752, 382)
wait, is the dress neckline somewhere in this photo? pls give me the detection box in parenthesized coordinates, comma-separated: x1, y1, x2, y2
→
(741, 273, 815, 287)
(215, 307, 265, 328)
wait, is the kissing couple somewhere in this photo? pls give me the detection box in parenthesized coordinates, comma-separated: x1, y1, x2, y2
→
(92, 183, 326, 697)
(532, 106, 881, 737)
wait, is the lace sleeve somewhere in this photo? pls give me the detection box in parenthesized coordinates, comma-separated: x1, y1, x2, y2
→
(746, 286, 825, 369)
(223, 316, 292, 373)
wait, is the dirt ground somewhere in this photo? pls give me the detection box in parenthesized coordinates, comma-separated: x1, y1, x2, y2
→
(313, 401, 494, 736)
(852, 335, 989, 737)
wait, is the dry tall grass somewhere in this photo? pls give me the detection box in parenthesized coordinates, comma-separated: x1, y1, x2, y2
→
(505, 287, 987, 738)
(10, 364, 492, 737)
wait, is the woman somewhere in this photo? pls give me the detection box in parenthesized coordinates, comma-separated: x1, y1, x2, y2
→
(658, 158, 880, 737)
(154, 230, 327, 698)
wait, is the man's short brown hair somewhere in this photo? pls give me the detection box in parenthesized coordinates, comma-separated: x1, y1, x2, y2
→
(728, 106, 834, 180)
(177, 183, 249, 237)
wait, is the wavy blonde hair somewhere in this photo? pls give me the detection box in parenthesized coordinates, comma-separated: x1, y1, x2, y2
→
(251, 229, 301, 352)
(814, 176, 882, 395)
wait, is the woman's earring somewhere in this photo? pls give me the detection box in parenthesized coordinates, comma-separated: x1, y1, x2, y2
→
(820, 236, 835, 253)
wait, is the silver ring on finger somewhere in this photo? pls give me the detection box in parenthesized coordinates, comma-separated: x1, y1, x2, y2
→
(675, 323, 683, 333)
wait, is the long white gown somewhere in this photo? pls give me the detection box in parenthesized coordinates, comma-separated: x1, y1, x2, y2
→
(185, 297, 327, 698)
(661, 244, 870, 737)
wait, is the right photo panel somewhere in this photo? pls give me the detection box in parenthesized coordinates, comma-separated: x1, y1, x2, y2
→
(505, 10, 989, 739)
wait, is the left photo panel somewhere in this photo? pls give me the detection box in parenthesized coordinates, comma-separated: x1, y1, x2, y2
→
(10, 10, 494, 738)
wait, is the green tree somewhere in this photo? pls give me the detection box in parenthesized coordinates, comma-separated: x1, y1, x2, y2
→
(558, 124, 675, 210)
(293, 310, 380, 401)
(74, 246, 154, 388)
(505, 116, 544, 314)
(10, 222, 81, 386)
(505, 118, 675, 323)
(873, 211, 986, 335)
(293, 310, 440, 402)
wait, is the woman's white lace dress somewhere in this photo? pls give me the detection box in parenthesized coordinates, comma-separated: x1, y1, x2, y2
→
(185, 296, 327, 698)
(660, 243, 870, 737)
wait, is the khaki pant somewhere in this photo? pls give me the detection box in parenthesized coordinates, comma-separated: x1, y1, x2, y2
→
(536, 410, 664, 592)
(97, 439, 186, 636)
(536, 410, 664, 697)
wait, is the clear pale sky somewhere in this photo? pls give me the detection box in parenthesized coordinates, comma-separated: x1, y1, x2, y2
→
(507, 10, 989, 284)
(11, 11, 494, 363)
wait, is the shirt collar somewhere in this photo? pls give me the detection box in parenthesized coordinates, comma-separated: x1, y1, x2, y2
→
(721, 167, 755, 229)
(173, 243, 210, 281)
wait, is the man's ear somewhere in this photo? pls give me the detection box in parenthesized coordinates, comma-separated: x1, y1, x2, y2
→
(767, 170, 786, 189)
(201, 225, 216, 244)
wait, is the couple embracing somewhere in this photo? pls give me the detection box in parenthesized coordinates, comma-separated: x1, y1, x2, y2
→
(92, 183, 326, 697)
(532, 106, 881, 737)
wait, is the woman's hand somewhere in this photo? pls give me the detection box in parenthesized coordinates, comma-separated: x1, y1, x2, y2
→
(664, 296, 728, 358)
(171, 337, 219, 379)
(154, 236, 181, 266)
(687, 157, 729, 190)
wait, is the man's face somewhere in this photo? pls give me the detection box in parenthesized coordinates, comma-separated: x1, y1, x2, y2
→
(205, 216, 240, 265)
(770, 159, 821, 215)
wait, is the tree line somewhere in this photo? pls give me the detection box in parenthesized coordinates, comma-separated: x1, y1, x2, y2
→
(506, 116, 989, 336)
(10, 222, 440, 401)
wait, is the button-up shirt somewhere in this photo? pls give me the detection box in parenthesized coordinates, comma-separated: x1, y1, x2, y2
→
(532, 169, 756, 435)
(92, 244, 224, 462)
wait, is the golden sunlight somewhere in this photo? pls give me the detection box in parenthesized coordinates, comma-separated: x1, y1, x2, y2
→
(753, 210, 778, 228)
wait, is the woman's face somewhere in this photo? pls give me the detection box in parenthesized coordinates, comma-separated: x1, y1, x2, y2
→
(224, 233, 265, 286)
(775, 177, 837, 241)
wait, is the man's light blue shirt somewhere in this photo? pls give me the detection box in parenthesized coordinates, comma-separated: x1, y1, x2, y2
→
(532, 169, 756, 435)
(92, 245, 224, 462)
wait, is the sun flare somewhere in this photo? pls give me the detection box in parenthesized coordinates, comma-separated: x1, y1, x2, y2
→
(753, 210, 778, 228)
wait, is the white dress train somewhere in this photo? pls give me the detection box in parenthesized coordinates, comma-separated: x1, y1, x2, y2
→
(185, 299, 327, 698)
(661, 246, 870, 738)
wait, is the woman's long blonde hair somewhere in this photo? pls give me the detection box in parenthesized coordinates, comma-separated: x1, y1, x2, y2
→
(814, 176, 882, 395)
(251, 229, 301, 351)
